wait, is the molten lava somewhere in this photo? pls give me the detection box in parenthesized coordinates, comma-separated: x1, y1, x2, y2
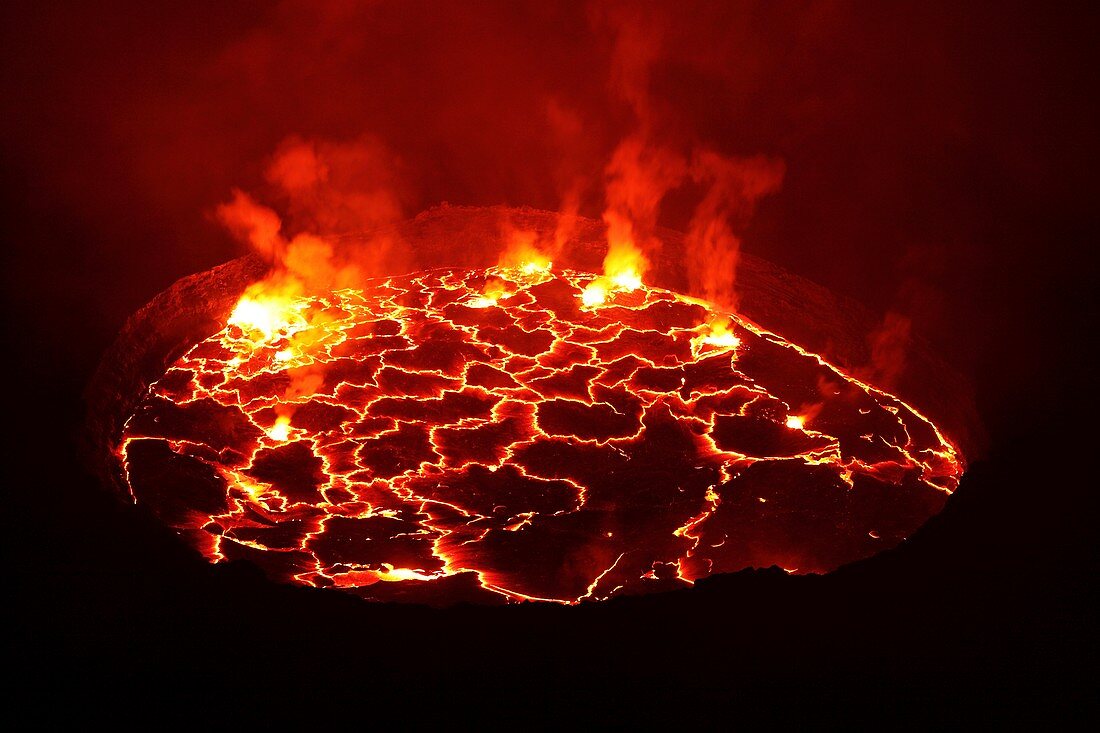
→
(118, 265, 962, 605)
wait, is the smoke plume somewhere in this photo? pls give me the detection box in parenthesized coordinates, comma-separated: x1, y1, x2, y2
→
(217, 134, 410, 295)
(594, 2, 783, 302)
(686, 150, 785, 308)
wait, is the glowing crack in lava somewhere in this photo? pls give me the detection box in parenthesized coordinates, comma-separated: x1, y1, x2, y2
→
(117, 266, 963, 605)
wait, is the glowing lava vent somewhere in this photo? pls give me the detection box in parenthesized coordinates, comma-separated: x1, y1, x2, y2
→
(118, 267, 963, 604)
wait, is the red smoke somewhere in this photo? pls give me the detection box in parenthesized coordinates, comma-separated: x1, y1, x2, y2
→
(263, 135, 407, 239)
(601, 135, 687, 280)
(587, 3, 787, 302)
(216, 133, 411, 294)
(857, 311, 913, 390)
(6, 0, 1078, 396)
(210, 1, 787, 314)
(686, 151, 785, 308)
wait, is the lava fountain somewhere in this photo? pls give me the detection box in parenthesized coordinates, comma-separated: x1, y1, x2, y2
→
(101, 210, 965, 605)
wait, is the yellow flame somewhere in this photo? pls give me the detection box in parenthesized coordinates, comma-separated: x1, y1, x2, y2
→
(581, 281, 607, 307)
(234, 477, 270, 503)
(690, 319, 741, 355)
(602, 240, 647, 292)
(703, 323, 740, 348)
(227, 284, 308, 347)
(520, 258, 551, 275)
(785, 415, 805, 430)
(579, 240, 647, 308)
(376, 564, 437, 582)
(228, 297, 285, 339)
(497, 229, 552, 278)
(609, 264, 643, 291)
(267, 415, 291, 441)
(326, 564, 439, 587)
(469, 277, 512, 308)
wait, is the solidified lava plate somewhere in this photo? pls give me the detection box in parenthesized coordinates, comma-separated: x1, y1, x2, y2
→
(117, 266, 963, 605)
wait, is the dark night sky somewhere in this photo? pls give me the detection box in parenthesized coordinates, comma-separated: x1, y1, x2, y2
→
(2, 1, 1096, 724)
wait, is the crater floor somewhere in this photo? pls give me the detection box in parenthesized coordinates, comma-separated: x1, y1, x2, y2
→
(119, 267, 962, 604)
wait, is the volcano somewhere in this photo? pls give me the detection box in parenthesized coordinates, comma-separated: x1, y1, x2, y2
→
(104, 212, 965, 605)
